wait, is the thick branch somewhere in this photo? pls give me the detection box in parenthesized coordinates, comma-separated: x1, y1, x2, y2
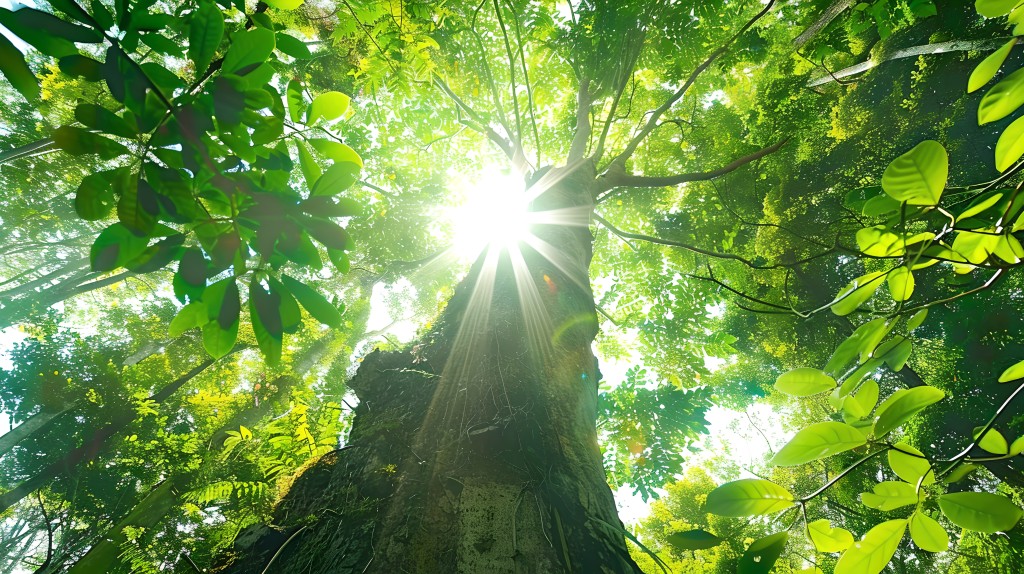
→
(596, 138, 789, 196)
(808, 39, 1008, 87)
(793, 0, 855, 49)
(567, 79, 592, 163)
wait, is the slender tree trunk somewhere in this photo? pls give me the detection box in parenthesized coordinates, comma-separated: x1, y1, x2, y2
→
(0, 402, 76, 457)
(213, 162, 641, 573)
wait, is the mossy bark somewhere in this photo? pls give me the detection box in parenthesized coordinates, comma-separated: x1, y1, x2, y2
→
(212, 162, 641, 574)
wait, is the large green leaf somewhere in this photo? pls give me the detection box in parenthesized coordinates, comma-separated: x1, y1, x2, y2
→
(976, 0, 1019, 18)
(886, 267, 914, 302)
(53, 125, 128, 160)
(275, 32, 311, 59)
(249, 278, 282, 366)
(835, 520, 906, 574)
(774, 368, 836, 397)
(312, 161, 361, 196)
(188, 1, 224, 74)
(968, 37, 1017, 93)
(307, 91, 351, 124)
(738, 532, 787, 574)
(998, 358, 1024, 382)
(664, 530, 723, 551)
(979, 67, 1024, 125)
(860, 481, 918, 511)
(830, 272, 885, 316)
(264, 0, 304, 9)
(74, 104, 137, 139)
(938, 492, 1023, 532)
(771, 422, 866, 467)
(75, 169, 121, 220)
(308, 138, 363, 167)
(807, 519, 854, 553)
(909, 512, 948, 553)
(169, 302, 208, 337)
(222, 27, 275, 73)
(90, 223, 149, 271)
(0, 32, 38, 101)
(888, 443, 934, 486)
(281, 274, 342, 327)
(705, 479, 793, 517)
(880, 140, 947, 206)
(117, 178, 160, 236)
(873, 387, 945, 437)
(973, 426, 1009, 454)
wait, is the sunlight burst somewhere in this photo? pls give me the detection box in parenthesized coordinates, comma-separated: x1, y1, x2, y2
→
(451, 171, 532, 259)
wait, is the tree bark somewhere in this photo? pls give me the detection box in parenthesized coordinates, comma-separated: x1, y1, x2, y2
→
(213, 162, 642, 573)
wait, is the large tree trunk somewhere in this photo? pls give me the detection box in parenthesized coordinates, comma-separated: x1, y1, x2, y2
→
(213, 162, 642, 573)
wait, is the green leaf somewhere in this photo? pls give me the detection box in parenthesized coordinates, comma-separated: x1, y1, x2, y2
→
(909, 512, 948, 552)
(312, 162, 361, 196)
(886, 267, 914, 302)
(998, 358, 1024, 382)
(307, 91, 350, 124)
(0, 7, 100, 43)
(860, 481, 918, 511)
(0, 32, 38, 101)
(74, 104, 136, 139)
(264, 0, 304, 8)
(938, 492, 1023, 532)
(296, 140, 321, 191)
(202, 319, 238, 358)
(249, 278, 282, 366)
(973, 426, 1009, 454)
(281, 274, 342, 327)
(881, 140, 947, 206)
(267, 277, 301, 333)
(169, 302, 208, 337)
(969, 38, 1017, 93)
(53, 125, 128, 160)
(90, 223, 149, 272)
(118, 178, 160, 236)
(976, 0, 1019, 17)
(873, 386, 945, 437)
(705, 479, 794, 517)
(189, 1, 224, 73)
(303, 217, 353, 251)
(738, 532, 787, 574)
(287, 79, 305, 123)
(906, 309, 928, 330)
(830, 271, 885, 316)
(997, 117, 1024, 174)
(308, 138, 363, 167)
(944, 463, 980, 484)
(276, 32, 311, 58)
(834, 520, 906, 574)
(888, 443, 935, 485)
(222, 27, 275, 73)
(58, 54, 104, 81)
(774, 368, 836, 397)
(75, 169, 119, 220)
(771, 422, 866, 467)
(664, 529, 723, 551)
(979, 67, 1024, 125)
(808, 519, 854, 553)
(1010, 435, 1024, 456)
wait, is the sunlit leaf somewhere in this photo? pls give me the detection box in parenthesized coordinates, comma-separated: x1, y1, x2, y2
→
(973, 426, 1009, 454)
(808, 519, 854, 553)
(880, 140, 947, 206)
(834, 520, 906, 574)
(873, 387, 945, 437)
(705, 479, 793, 517)
(979, 67, 1024, 125)
(307, 91, 351, 124)
(771, 422, 866, 467)
(860, 481, 918, 511)
(665, 529, 722, 551)
(938, 492, 1023, 532)
(888, 443, 934, 485)
(968, 38, 1017, 92)
(738, 532, 787, 574)
(774, 368, 836, 397)
(998, 358, 1024, 382)
(909, 512, 948, 552)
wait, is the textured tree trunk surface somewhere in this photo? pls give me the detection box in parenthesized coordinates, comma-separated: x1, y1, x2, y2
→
(213, 162, 641, 573)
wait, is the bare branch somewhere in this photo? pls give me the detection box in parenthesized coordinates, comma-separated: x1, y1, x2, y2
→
(596, 138, 789, 196)
(493, 0, 525, 158)
(606, 0, 776, 168)
(432, 74, 515, 160)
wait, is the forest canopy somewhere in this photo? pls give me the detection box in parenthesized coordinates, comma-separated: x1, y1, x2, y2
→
(1, 0, 1024, 573)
